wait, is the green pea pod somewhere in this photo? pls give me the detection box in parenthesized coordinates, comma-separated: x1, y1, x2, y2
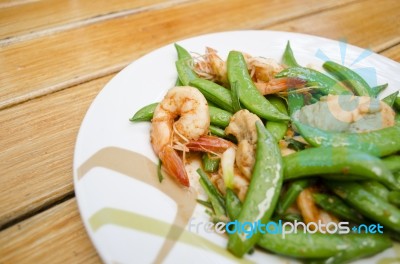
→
(174, 44, 193, 86)
(230, 81, 242, 113)
(266, 96, 289, 141)
(196, 199, 212, 209)
(197, 168, 225, 218)
(224, 186, 391, 260)
(394, 96, 400, 112)
(388, 191, 400, 207)
(323, 61, 373, 96)
(275, 67, 351, 95)
(306, 234, 392, 264)
(129, 103, 232, 129)
(276, 179, 312, 215)
(327, 181, 400, 231)
(287, 91, 306, 116)
(174, 43, 192, 60)
(293, 121, 400, 157)
(312, 193, 364, 223)
(189, 78, 233, 112)
(157, 159, 164, 183)
(361, 181, 389, 201)
(279, 213, 302, 222)
(202, 153, 220, 173)
(283, 147, 400, 190)
(130, 102, 159, 122)
(382, 90, 399, 107)
(209, 105, 232, 128)
(282, 41, 300, 67)
(209, 125, 237, 142)
(227, 51, 289, 121)
(382, 155, 400, 172)
(258, 227, 391, 260)
(225, 189, 242, 221)
(175, 78, 183, 86)
(176, 59, 197, 86)
(371, 83, 388, 98)
(227, 121, 284, 257)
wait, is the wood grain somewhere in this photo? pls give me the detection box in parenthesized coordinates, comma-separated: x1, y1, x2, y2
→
(0, 74, 114, 228)
(1, 0, 399, 230)
(268, 0, 400, 52)
(0, 0, 188, 43)
(1, 39, 399, 231)
(0, 0, 356, 110)
(0, 198, 101, 264)
(381, 44, 400, 63)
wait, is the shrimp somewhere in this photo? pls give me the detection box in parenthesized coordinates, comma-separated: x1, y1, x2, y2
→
(296, 187, 339, 231)
(151, 86, 209, 187)
(244, 55, 283, 81)
(194, 47, 228, 85)
(225, 109, 262, 179)
(254, 77, 306, 95)
(194, 47, 305, 94)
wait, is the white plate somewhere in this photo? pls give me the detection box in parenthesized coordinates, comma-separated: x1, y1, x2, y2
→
(73, 30, 400, 264)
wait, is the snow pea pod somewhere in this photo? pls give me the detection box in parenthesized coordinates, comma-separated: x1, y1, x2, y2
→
(282, 41, 300, 67)
(225, 188, 242, 221)
(293, 120, 400, 157)
(225, 182, 391, 260)
(176, 59, 197, 86)
(382, 155, 400, 172)
(202, 153, 220, 173)
(312, 193, 364, 223)
(361, 181, 389, 201)
(208, 105, 232, 128)
(388, 191, 400, 207)
(371, 83, 388, 98)
(266, 96, 289, 141)
(227, 121, 284, 257)
(382, 90, 399, 107)
(130, 102, 158, 122)
(276, 179, 312, 215)
(327, 181, 400, 231)
(258, 228, 391, 260)
(323, 61, 373, 96)
(283, 147, 400, 190)
(174, 43, 191, 60)
(189, 78, 233, 112)
(275, 67, 351, 95)
(174, 44, 193, 86)
(227, 51, 289, 121)
(130, 103, 231, 130)
(197, 168, 225, 218)
(394, 96, 400, 112)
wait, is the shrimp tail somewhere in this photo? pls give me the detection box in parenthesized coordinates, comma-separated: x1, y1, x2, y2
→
(159, 145, 189, 187)
(186, 135, 235, 154)
(256, 77, 306, 95)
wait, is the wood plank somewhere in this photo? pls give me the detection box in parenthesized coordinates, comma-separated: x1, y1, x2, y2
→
(0, 198, 101, 264)
(0, 0, 185, 42)
(268, 0, 400, 52)
(0, 74, 114, 228)
(0, 0, 356, 110)
(380, 44, 400, 63)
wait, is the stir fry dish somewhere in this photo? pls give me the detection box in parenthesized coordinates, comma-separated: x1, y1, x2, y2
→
(130, 41, 400, 263)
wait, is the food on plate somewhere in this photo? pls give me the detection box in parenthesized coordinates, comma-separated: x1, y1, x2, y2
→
(130, 41, 400, 262)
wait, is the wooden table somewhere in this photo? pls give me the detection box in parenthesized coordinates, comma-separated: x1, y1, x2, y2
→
(0, 0, 399, 262)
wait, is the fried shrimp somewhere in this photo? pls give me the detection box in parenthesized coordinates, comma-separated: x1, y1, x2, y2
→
(297, 187, 339, 230)
(151, 86, 210, 186)
(225, 109, 262, 179)
(194, 47, 228, 85)
(194, 47, 305, 93)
